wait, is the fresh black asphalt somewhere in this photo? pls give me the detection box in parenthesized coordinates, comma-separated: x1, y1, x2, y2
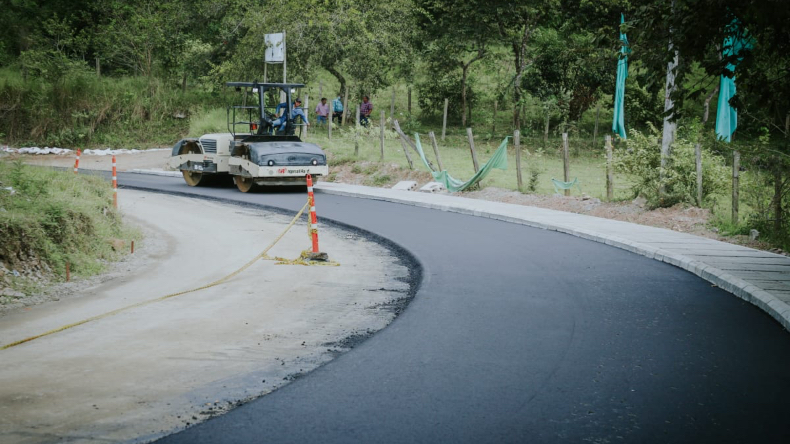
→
(117, 174, 790, 444)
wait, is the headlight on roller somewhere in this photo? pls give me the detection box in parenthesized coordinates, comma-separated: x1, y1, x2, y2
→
(267, 160, 275, 166)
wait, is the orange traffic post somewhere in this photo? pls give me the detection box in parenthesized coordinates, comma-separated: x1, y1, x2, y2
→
(304, 175, 328, 261)
(112, 155, 118, 208)
(74, 149, 81, 174)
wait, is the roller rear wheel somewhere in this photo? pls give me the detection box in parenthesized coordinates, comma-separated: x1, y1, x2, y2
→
(182, 170, 204, 187)
(234, 176, 258, 193)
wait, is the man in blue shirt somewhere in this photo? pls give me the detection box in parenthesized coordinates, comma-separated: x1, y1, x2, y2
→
(331, 95, 344, 124)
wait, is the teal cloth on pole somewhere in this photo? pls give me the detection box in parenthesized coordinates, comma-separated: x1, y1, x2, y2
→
(612, 13, 629, 140)
(715, 22, 751, 142)
(413, 134, 508, 192)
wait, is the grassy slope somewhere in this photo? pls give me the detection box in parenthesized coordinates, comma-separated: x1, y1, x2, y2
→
(0, 160, 140, 293)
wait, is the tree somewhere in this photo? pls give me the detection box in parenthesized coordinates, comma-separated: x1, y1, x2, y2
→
(489, 0, 560, 128)
(415, 0, 497, 127)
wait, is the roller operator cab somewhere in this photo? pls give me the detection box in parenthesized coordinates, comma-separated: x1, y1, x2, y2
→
(168, 82, 329, 192)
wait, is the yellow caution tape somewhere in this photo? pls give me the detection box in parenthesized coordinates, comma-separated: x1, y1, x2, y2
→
(2, 200, 313, 351)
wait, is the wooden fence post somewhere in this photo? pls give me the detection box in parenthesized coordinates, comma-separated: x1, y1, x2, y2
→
(732, 150, 740, 225)
(407, 86, 412, 115)
(327, 99, 332, 140)
(606, 135, 614, 201)
(390, 87, 396, 120)
(695, 142, 703, 206)
(492, 101, 497, 136)
(397, 135, 414, 169)
(515, 129, 523, 192)
(466, 128, 480, 173)
(392, 120, 433, 170)
(429, 131, 444, 171)
(544, 112, 550, 146)
(380, 111, 385, 161)
(591, 104, 600, 149)
(562, 132, 570, 196)
(441, 98, 449, 141)
(355, 105, 360, 157)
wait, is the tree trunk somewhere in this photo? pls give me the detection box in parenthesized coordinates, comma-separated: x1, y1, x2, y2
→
(326, 66, 346, 99)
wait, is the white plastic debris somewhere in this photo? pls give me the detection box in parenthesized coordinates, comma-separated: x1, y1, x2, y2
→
(419, 182, 448, 193)
(391, 181, 418, 191)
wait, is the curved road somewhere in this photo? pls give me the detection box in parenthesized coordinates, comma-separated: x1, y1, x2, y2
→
(118, 174, 790, 443)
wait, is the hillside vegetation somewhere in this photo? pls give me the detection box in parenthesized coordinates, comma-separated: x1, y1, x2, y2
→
(0, 161, 139, 298)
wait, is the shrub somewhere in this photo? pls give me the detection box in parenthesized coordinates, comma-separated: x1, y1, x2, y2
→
(614, 125, 729, 208)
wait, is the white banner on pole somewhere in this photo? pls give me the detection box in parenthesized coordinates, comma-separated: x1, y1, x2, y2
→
(265, 33, 285, 63)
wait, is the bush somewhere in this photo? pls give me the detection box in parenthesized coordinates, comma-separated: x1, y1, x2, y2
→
(615, 125, 729, 208)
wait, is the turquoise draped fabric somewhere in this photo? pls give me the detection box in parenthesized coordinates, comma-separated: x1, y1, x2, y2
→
(715, 23, 751, 142)
(612, 13, 629, 140)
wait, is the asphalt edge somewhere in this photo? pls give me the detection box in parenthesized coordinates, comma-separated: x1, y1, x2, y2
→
(314, 185, 790, 333)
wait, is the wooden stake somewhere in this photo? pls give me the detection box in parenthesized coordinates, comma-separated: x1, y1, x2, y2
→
(592, 104, 600, 148)
(441, 98, 448, 141)
(407, 86, 412, 114)
(466, 128, 480, 173)
(341, 87, 349, 126)
(380, 111, 385, 161)
(695, 142, 703, 206)
(397, 135, 414, 170)
(492, 101, 497, 136)
(562, 132, 570, 196)
(327, 100, 332, 140)
(543, 112, 550, 147)
(606, 135, 614, 201)
(515, 130, 523, 192)
(390, 87, 396, 120)
(354, 105, 360, 157)
(131, 240, 135, 254)
(66, 262, 70, 282)
(732, 150, 740, 225)
(429, 131, 444, 172)
(392, 120, 429, 167)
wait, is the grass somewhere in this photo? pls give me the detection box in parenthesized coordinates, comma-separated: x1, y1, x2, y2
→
(0, 67, 228, 148)
(0, 160, 141, 291)
(290, 121, 637, 200)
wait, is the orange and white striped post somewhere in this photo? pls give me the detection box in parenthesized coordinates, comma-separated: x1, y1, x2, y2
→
(112, 155, 118, 208)
(73, 149, 81, 174)
(306, 174, 320, 253)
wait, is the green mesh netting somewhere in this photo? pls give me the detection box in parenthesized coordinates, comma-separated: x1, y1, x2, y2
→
(551, 178, 581, 195)
(413, 134, 509, 192)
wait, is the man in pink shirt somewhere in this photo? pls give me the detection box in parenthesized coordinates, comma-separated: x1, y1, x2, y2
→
(314, 97, 329, 125)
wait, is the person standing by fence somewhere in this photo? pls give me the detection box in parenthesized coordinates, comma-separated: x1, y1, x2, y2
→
(332, 95, 344, 124)
(360, 95, 373, 127)
(315, 97, 329, 125)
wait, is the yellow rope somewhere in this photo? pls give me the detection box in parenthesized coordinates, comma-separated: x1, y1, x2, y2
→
(1, 201, 310, 351)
